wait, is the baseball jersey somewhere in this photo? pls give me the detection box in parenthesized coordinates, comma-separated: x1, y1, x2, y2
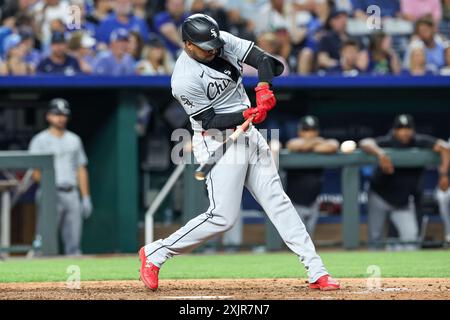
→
(370, 133, 437, 207)
(29, 130, 88, 187)
(171, 31, 254, 132)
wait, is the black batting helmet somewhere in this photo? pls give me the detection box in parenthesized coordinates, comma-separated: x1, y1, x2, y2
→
(181, 14, 225, 51)
(48, 98, 71, 116)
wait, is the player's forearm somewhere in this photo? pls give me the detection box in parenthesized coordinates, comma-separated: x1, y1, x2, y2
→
(313, 140, 339, 154)
(193, 108, 245, 131)
(77, 166, 90, 197)
(359, 138, 384, 157)
(287, 138, 323, 152)
(317, 53, 338, 69)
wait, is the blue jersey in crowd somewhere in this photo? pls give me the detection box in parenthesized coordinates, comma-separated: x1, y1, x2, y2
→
(92, 51, 136, 76)
(36, 55, 81, 75)
(153, 11, 190, 57)
(96, 13, 150, 44)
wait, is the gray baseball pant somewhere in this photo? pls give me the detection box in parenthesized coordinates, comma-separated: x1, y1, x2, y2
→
(144, 127, 329, 283)
(367, 191, 418, 250)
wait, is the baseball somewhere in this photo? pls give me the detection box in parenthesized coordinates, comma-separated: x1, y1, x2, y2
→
(340, 140, 357, 153)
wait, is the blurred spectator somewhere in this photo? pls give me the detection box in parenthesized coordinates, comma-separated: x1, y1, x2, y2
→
(360, 114, 450, 250)
(189, 0, 229, 31)
(68, 31, 97, 74)
(405, 42, 434, 75)
(361, 32, 401, 75)
(153, 0, 189, 58)
(0, 33, 35, 75)
(86, 0, 115, 29)
(128, 30, 144, 60)
(285, 115, 339, 236)
(403, 17, 446, 73)
(37, 31, 81, 75)
(136, 37, 173, 75)
(441, 0, 450, 35)
(19, 26, 41, 68)
(33, 0, 71, 48)
(324, 39, 363, 75)
(243, 32, 289, 75)
(226, 0, 263, 40)
(317, 10, 353, 70)
(1, 0, 36, 23)
(255, 0, 291, 59)
(440, 43, 450, 75)
(294, 0, 332, 74)
(400, 0, 442, 25)
(96, 0, 150, 47)
(93, 28, 135, 75)
(133, 0, 148, 19)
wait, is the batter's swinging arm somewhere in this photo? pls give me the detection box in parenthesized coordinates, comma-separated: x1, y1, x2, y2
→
(194, 115, 254, 181)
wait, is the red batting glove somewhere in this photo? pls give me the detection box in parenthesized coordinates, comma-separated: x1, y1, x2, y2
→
(243, 107, 267, 124)
(255, 83, 276, 112)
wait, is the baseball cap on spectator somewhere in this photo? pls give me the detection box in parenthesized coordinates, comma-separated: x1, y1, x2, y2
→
(147, 37, 165, 48)
(3, 34, 22, 58)
(51, 32, 67, 44)
(329, 10, 348, 20)
(299, 115, 320, 131)
(18, 27, 34, 41)
(110, 28, 129, 42)
(393, 114, 415, 129)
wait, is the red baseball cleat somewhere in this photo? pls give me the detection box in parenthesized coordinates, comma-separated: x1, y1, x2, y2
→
(309, 275, 340, 291)
(139, 247, 160, 291)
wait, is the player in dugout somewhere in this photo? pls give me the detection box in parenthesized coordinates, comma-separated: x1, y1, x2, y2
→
(285, 115, 339, 236)
(360, 114, 450, 250)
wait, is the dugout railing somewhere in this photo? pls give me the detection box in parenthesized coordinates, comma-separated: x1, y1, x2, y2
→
(183, 149, 440, 250)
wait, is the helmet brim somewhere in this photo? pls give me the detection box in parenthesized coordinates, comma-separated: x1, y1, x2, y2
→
(194, 36, 225, 51)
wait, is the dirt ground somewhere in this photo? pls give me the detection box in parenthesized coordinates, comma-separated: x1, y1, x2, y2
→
(1, 278, 450, 300)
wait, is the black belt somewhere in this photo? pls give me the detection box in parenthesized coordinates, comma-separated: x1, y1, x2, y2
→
(57, 186, 76, 192)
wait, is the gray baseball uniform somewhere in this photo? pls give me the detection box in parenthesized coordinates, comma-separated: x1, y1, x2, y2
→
(144, 31, 329, 283)
(29, 129, 87, 255)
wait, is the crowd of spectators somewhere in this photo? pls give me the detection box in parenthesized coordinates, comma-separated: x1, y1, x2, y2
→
(0, 0, 449, 77)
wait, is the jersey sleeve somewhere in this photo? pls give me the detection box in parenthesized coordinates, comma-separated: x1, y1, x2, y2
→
(414, 134, 438, 149)
(172, 76, 213, 117)
(220, 31, 254, 62)
(28, 135, 43, 153)
(375, 135, 393, 147)
(76, 137, 88, 167)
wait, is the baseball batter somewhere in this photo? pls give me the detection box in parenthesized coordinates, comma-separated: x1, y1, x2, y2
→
(139, 14, 340, 291)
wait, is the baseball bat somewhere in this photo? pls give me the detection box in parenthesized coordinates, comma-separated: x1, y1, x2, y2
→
(194, 116, 254, 181)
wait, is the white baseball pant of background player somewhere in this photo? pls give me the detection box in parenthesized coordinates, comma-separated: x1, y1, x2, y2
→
(144, 126, 330, 283)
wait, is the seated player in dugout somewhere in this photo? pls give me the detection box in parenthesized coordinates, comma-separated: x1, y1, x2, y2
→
(139, 14, 340, 292)
(359, 114, 450, 250)
(285, 116, 339, 237)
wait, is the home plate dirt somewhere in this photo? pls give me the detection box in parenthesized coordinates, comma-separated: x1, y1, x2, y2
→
(1, 279, 450, 300)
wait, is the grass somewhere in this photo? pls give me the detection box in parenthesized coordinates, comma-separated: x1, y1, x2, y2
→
(0, 250, 449, 283)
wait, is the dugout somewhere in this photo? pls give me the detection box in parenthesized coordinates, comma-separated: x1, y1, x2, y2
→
(1, 75, 450, 254)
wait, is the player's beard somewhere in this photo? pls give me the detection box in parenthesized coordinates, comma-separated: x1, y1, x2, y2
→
(187, 47, 218, 63)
